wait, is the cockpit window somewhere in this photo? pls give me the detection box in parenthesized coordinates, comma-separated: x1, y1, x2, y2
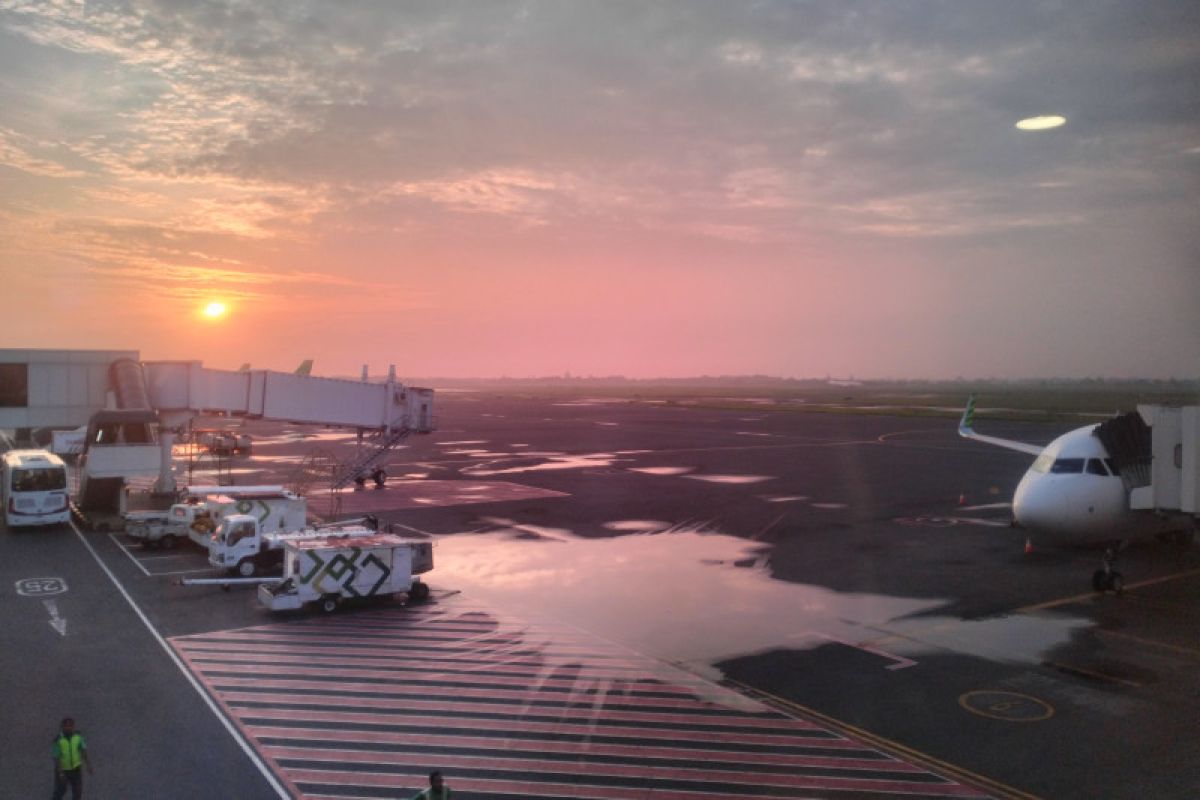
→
(1031, 453, 1054, 473)
(1085, 459, 1109, 476)
(1105, 458, 1120, 476)
(1050, 458, 1084, 474)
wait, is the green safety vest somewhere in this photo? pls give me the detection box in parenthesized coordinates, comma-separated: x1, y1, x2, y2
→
(53, 732, 85, 771)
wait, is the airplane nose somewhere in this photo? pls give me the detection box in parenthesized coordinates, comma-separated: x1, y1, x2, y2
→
(1013, 473, 1055, 531)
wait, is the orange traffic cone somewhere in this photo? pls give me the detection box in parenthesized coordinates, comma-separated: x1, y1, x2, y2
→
(958, 492, 966, 506)
(1024, 537, 1034, 555)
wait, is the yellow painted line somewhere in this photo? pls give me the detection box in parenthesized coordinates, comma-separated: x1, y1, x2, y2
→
(1043, 661, 1143, 689)
(723, 678, 1041, 800)
(958, 691, 1054, 722)
(1121, 567, 1200, 592)
(1015, 568, 1200, 613)
(1014, 591, 1097, 613)
(1095, 629, 1200, 659)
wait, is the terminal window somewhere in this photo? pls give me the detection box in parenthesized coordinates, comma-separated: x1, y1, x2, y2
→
(0, 364, 28, 407)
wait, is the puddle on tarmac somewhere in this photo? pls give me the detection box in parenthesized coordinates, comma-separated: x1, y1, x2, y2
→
(438, 440, 488, 446)
(463, 453, 620, 476)
(602, 520, 672, 532)
(761, 495, 807, 503)
(810, 502, 848, 509)
(433, 526, 1092, 674)
(629, 466, 693, 476)
(685, 474, 774, 485)
(734, 431, 773, 437)
(595, 422, 620, 427)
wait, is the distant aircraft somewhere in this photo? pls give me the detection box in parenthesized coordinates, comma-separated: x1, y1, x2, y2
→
(235, 361, 312, 374)
(958, 395, 1186, 592)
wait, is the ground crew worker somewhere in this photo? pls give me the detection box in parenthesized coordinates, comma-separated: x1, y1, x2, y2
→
(51, 716, 92, 800)
(410, 770, 451, 799)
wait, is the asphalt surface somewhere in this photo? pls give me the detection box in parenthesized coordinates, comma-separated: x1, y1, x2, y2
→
(2, 394, 1198, 798)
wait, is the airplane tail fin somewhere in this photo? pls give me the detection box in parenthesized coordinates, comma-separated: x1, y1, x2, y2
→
(294, 359, 314, 376)
(237, 363, 251, 372)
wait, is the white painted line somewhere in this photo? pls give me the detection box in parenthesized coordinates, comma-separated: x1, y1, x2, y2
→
(790, 631, 918, 671)
(137, 554, 205, 561)
(151, 568, 226, 577)
(72, 521, 289, 799)
(388, 521, 434, 536)
(107, 533, 151, 577)
(43, 599, 67, 636)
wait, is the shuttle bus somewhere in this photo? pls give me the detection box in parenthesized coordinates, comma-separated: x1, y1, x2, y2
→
(2, 450, 71, 528)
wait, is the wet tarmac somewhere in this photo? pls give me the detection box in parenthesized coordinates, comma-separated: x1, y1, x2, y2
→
(3, 395, 1198, 798)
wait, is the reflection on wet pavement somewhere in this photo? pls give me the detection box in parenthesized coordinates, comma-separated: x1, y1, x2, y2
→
(629, 466, 693, 476)
(463, 453, 621, 476)
(434, 526, 1093, 677)
(602, 520, 672, 532)
(685, 474, 774, 484)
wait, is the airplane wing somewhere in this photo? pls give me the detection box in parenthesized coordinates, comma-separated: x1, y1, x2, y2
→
(294, 359, 313, 376)
(957, 395, 1043, 456)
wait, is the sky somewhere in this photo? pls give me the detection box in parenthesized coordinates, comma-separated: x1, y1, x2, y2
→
(0, 1, 1197, 380)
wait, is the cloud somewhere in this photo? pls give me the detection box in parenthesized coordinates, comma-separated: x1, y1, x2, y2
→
(0, 127, 85, 177)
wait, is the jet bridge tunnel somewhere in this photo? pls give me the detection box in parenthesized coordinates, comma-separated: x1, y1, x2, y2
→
(0, 349, 435, 508)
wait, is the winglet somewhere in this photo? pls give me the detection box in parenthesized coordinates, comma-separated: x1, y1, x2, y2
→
(237, 362, 251, 372)
(294, 359, 314, 376)
(958, 394, 978, 437)
(956, 394, 1044, 456)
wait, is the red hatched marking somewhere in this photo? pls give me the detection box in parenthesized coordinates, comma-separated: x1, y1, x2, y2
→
(286, 766, 989, 797)
(218, 705, 852, 749)
(205, 676, 770, 711)
(171, 601, 995, 798)
(247, 725, 895, 766)
(264, 743, 924, 778)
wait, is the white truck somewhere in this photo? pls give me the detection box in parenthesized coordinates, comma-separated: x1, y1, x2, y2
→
(208, 513, 380, 577)
(123, 485, 306, 549)
(258, 534, 433, 613)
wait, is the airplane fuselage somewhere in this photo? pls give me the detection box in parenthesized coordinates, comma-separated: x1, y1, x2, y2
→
(1011, 425, 1179, 544)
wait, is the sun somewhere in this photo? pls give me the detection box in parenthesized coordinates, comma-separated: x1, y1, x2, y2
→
(203, 301, 228, 319)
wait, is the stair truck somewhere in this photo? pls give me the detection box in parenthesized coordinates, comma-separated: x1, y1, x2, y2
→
(258, 534, 433, 613)
(208, 513, 380, 577)
(123, 486, 306, 549)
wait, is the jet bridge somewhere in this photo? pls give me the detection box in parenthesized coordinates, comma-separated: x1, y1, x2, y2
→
(0, 349, 435, 503)
(1127, 405, 1199, 519)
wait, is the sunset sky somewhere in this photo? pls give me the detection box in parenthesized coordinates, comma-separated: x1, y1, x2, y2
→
(0, 2, 1196, 379)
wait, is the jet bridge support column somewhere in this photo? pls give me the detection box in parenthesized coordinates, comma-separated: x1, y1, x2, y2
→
(155, 410, 193, 495)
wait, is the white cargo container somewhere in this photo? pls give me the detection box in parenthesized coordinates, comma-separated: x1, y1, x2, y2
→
(208, 513, 380, 576)
(259, 534, 433, 613)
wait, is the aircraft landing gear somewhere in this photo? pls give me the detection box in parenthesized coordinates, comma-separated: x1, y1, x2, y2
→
(1092, 544, 1124, 594)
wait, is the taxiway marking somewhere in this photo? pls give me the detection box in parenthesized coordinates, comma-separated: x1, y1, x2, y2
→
(1094, 629, 1200, 659)
(727, 679, 1039, 800)
(1014, 568, 1200, 613)
(173, 602, 992, 799)
(74, 521, 289, 798)
(107, 533, 151, 576)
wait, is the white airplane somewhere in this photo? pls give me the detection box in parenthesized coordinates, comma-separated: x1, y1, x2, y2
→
(957, 396, 1185, 592)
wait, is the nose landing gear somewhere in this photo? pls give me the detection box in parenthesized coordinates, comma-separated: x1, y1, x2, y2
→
(1092, 544, 1124, 594)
